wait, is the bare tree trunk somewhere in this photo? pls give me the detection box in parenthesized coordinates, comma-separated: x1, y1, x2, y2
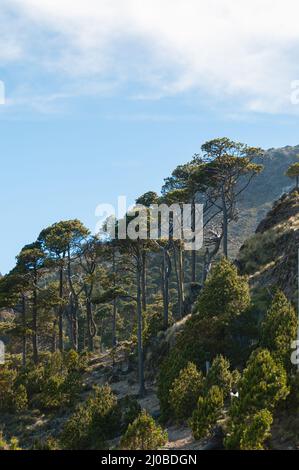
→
(161, 247, 171, 329)
(72, 299, 78, 352)
(177, 243, 185, 317)
(191, 197, 196, 282)
(21, 294, 27, 368)
(32, 270, 39, 364)
(222, 186, 228, 258)
(51, 319, 57, 353)
(136, 262, 145, 397)
(141, 250, 147, 311)
(58, 264, 64, 351)
(86, 298, 94, 352)
(112, 247, 117, 347)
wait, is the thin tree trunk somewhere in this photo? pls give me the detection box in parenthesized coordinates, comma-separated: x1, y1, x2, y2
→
(72, 298, 78, 352)
(191, 197, 196, 282)
(112, 247, 117, 347)
(51, 319, 57, 353)
(178, 243, 185, 317)
(58, 264, 64, 351)
(86, 298, 94, 352)
(136, 262, 145, 397)
(32, 270, 39, 364)
(141, 251, 147, 311)
(161, 248, 171, 329)
(21, 294, 27, 367)
(222, 186, 228, 258)
(173, 244, 182, 318)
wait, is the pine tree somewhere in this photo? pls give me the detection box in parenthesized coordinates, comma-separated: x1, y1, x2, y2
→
(260, 290, 297, 370)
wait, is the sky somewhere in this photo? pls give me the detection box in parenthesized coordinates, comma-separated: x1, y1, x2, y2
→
(1, 0, 299, 274)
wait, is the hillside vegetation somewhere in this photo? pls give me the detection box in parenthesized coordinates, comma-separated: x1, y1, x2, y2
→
(1, 138, 299, 450)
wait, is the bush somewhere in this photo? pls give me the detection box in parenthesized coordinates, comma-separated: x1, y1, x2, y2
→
(0, 432, 20, 450)
(120, 411, 167, 450)
(13, 384, 28, 412)
(158, 260, 251, 421)
(61, 385, 121, 449)
(190, 386, 224, 440)
(224, 409, 273, 450)
(230, 349, 289, 419)
(0, 367, 28, 413)
(18, 350, 85, 411)
(225, 349, 289, 449)
(60, 405, 92, 450)
(121, 396, 142, 430)
(33, 436, 60, 450)
(195, 258, 250, 321)
(204, 355, 232, 398)
(260, 290, 297, 370)
(169, 362, 203, 421)
(157, 318, 209, 421)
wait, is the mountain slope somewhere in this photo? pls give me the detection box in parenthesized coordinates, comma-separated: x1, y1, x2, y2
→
(230, 144, 299, 257)
(237, 188, 299, 304)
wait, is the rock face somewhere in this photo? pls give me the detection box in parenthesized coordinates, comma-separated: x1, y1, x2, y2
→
(237, 189, 299, 304)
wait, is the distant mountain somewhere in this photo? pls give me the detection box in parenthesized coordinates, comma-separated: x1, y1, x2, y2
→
(230, 145, 299, 257)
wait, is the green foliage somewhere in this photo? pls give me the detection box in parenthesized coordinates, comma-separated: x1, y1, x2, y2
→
(157, 337, 206, 422)
(195, 258, 250, 321)
(230, 349, 289, 419)
(18, 351, 85, 411)
(225, 349, 289, 449)
(204, 355, 232, 398)
(225, 409, 273, 450)
(0, 366, 28, 413)
(121, 396, 142, 430)
(190, 386, 224, 440)
(260, 290, 297, 369)
(33, 436, 60, 450)
(169, 362, 204, 421)
(158, 259, 251, 420)
(60, 385, 120, 449)
(286, 162, 299, 186)
(120, 410, 167, 450)
(0, 432, 20, 450)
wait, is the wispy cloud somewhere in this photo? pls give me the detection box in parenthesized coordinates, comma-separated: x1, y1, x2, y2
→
(2, 0, 299, 114)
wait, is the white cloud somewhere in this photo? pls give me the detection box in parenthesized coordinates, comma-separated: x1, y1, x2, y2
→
(3, 0, 299, 113)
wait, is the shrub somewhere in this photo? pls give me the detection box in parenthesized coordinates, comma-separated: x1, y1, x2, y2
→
(0, 367, 17, 412)
(158, 260, 251, 421)
(169, 362, 203, 421)
(204, 355, 232, 398)
(18, 350, 85, 411)
(157, 318, 208, 421)
(260, 290, 297, 370)
(230, 349, 289, 419)
(0, 432, 20, 450)
(121, 396, 142, 430)
(224, 409, 273, 450)
(120, 411, 167, 450)
(190, 386, 224, 440)
(61, 385, 121, 450)
(0, 367, 27, 413)
(195, 258, 250, 321)
(60, 405, 92, 450)
(13, 384, 28, 412)
(33, 436, 60, 450)
(88, 385, 121, 440)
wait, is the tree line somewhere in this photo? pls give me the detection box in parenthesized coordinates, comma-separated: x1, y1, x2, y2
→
(0, 137, 264, 396)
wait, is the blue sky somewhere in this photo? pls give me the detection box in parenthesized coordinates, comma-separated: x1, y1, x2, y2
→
(1, 0, 299, 274)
